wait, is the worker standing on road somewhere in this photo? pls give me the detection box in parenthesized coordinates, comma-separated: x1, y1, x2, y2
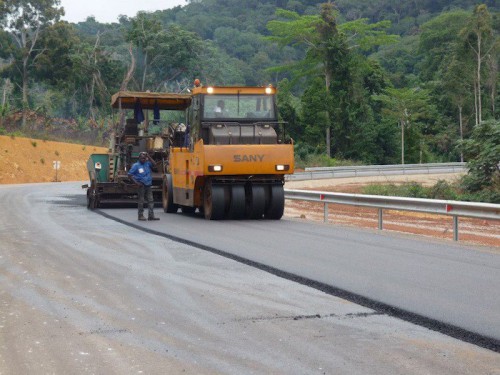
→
(128, 152, 160, 221)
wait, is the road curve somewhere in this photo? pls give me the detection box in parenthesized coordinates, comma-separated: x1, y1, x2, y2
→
(0, 182, 499, 374)
(101, 193, 500, 345)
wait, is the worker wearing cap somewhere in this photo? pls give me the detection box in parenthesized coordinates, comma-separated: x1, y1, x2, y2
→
(128, 152, 160, 221)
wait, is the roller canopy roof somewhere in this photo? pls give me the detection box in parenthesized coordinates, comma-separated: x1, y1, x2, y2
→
(111, 91, 192, 110)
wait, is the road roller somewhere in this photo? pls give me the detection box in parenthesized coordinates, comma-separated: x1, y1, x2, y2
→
(163, 81, 295, 220)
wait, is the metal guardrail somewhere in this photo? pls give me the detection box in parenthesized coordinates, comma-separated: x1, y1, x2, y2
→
(286, 162, 467, 181)
(284, 188, 500, 241)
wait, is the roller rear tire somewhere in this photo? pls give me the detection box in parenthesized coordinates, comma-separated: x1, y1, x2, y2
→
(228, 185, 246, 219)
(245, 184, 266, 219)
(203, 181, 225, 220)
(162, 174, 178, 213)
(264, 184, 284, 220)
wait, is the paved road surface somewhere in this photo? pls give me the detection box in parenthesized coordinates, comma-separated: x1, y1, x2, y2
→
(0, 182, 498, 374)
(100, 188, 500, 343)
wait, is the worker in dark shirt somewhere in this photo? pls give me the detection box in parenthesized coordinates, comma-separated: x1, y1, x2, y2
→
(128, 152, 160, 221)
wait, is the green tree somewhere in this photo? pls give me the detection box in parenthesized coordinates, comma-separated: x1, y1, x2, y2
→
(459, 119, 500, 202)
(190, 41, 244, 86)
(126, 12, 163, 91)
(266, 4, 397, 157)
(34, 21, 79, 86)
(276, 78, 302, 141)
(373, 87, 432, 164)
(460, 4, 499, 125)
(152, 25, 203, 91)
(418, 10, 470, 82)
(53, 34, 123, 119)
(443, 57, 474, 162)
(126, 14, 203, 91)
(418, 11, 476, 162)
(0, 0, 63, 128)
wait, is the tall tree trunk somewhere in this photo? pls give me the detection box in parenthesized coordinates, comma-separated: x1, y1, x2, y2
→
(120, 44, 136, 91)
(114, 44, 137, 152)
(419, 139, 423, 164)
(476, 34, 482, 124)
(1, 81, 7, 108)
(88, 33, 101, 122)
(488, 54, 497, 115)
(474, 78, 479, 126)
(141, 51, 148, 91)
(89, 77, 96, 122)
(459, 105, 464, 162)
(401, 119, 405, 165)
(21, 56, 29, 129)
(325, 70, 331, 158)
(0, 79, 8, 129)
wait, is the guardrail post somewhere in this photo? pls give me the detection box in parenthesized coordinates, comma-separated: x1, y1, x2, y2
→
(324, 203, 328, 223)
(378, 209, 383, 230)
(453, 216, 459, 241)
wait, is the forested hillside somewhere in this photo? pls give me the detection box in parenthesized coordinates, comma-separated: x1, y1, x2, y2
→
(0, 0, 498, 172)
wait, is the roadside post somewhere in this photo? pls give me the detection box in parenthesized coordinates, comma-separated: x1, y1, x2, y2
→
(53, 160, 61, 182)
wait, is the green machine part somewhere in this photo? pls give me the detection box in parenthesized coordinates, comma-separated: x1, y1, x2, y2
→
(87, 154, 110, 183)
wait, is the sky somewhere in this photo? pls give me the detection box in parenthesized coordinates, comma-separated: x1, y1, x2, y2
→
(59, 0, 187, 24)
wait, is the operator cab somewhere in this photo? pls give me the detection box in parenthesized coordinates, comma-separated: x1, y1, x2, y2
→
(188, 84, 284, 146)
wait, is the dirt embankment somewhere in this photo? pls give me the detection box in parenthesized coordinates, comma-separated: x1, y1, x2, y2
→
(0, 135, 108, 184)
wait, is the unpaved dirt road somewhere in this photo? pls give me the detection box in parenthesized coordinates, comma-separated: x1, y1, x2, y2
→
(0, 182, 499, 374)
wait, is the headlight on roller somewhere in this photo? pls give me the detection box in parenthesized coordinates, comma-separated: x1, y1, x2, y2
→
(275, 164, 289, 171)
(208, 165, 223, 172)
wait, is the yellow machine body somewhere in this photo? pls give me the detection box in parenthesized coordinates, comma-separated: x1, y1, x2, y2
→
(169, 140, 294, 207)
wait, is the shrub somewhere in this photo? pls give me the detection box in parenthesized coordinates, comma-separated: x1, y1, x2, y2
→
(459, 120, 500, 192)
(429, 180, 458, 200)
(363, 184, 395, 196)
(406, 182, 427, 198)
(31, 141, 37, 147)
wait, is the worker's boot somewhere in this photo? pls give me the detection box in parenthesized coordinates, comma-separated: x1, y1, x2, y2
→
(138, 214, 147, 221)
(148, 215, 160, 221)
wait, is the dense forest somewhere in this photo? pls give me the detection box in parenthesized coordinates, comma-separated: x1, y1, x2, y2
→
(0, 0, 499, 199)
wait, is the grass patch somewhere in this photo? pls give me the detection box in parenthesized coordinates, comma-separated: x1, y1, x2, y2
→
(361, 179, 499, 203)
(294, 152, 363, 170)
(363, 182, 428, 198)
